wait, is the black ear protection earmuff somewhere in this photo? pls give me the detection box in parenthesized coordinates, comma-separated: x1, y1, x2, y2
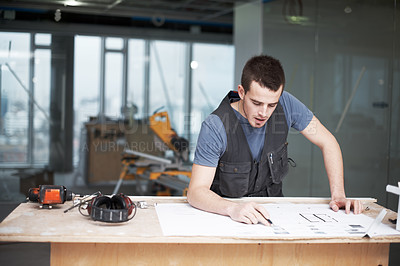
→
(83, 193, 137, 223)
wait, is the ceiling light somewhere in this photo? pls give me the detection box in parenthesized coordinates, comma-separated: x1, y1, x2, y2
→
(344, 6, 352, 14)
(64, 0, 81, 7)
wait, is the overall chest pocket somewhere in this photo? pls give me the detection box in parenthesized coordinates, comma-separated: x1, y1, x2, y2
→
(218, 161, 251, 197)
(268, 142, 289, 184)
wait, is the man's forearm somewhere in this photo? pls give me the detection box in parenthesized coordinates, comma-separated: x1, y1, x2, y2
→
(302, 116, 347, 199)
(321, 133, 346, 199)
(302, 116, 362, 213)
(187, 187, 238, 217)
(187, 187, 272, 225)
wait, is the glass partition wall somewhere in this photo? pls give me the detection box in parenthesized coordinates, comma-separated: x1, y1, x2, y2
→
(262, 0, 399, 205)
(0, 32, 51, 166)
(0, 32, 234, 167)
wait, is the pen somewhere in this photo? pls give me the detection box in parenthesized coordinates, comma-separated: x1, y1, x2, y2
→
(257, 209, 274, 226)
(266, 218, 274, 226)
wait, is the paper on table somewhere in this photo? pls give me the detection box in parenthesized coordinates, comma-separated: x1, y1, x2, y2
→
(155, 203, 400, 238)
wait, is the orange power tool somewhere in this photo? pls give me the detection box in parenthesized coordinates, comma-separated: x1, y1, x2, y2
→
(28, 185, 76, 209)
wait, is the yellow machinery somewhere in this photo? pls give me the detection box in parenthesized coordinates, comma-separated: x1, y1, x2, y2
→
(149, 111, 189, 161)
(113, 111, 191, 196)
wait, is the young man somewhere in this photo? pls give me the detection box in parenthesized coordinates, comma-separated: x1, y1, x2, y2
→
(187, 55, 363, 226)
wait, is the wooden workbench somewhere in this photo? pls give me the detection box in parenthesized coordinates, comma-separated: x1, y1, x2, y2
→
(0, 197, 399, 266)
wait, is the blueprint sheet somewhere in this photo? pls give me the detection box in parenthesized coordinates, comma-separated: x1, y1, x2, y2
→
(155, 203, 400, 238)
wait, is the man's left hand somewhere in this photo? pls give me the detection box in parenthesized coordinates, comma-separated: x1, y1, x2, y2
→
(329, 198, 363, 214)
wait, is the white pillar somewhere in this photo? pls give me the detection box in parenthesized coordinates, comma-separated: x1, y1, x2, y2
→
(233, 0, 263, 87)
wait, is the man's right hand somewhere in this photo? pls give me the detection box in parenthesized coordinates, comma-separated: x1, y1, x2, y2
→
(188, 164, 272, 226)
(226, 202, 272, 226)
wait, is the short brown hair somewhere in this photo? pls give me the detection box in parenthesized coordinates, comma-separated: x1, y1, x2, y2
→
(241, 55, 285, 93)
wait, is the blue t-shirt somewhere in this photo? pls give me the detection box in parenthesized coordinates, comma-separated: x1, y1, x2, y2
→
(193, 91, 313, 167)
